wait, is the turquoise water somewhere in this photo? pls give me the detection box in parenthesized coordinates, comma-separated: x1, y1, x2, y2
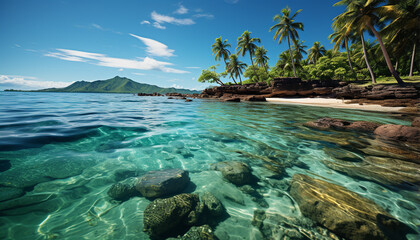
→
(0, 92, 418, 239)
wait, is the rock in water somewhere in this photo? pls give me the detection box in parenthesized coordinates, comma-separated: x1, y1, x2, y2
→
(107, 177, 138, 201)
(412, 117, 420, 128)
(168, 225, 216, 240)
(135, 169, 190, 198)
(0, 187, 24, 202)
(200, 192, 225, 218)
(290, 174, 411, 240)
(211, 161, 255, 186)
(143, 193, 201, 239)
(374, 124, 420, 142)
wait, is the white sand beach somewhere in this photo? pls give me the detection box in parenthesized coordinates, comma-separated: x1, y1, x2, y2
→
(266, 97, 404, 112)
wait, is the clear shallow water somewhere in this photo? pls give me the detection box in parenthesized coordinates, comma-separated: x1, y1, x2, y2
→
(0, 92, 418, 239)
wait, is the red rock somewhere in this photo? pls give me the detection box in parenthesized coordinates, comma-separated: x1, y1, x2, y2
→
(223, 97, 240, 102)
(347, 121, 382, 132)
(374, 124, 420, 142)
(244, 95, 266, 102)
(412, 117, 420, 128)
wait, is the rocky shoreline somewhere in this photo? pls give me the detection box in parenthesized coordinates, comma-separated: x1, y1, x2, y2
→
(139, 78, 420, 110)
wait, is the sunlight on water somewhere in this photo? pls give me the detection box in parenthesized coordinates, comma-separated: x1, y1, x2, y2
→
(0, 92, 418, 239)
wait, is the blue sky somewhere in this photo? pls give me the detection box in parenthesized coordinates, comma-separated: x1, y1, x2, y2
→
(0, 0, 345, 90)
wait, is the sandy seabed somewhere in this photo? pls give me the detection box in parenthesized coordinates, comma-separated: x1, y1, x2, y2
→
(266, 97, 404, 112)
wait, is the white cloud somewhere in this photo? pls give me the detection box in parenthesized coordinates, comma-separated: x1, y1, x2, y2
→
(153, 22, 166, 29)
(151, 11, 195, 25)
(193, 13, 214, 19)
(118, 68, 124, 71)
(132, 72, 146, 76)
(91, 23, 103, 30)
(45, 48, 189, 74)
(141, 20, 151, 25)
(171, 83, 184, 89)
(0, 75, 73, 90)
(186, 67, 201, 69)
(174, 5, 188, 15)
(130, 33, 175, 57)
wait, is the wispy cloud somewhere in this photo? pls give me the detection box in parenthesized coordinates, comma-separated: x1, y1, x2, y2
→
(76, 23, 122, 34)
(225, 0, 239, 4)
(186, 67, 201, 69)
(130, 34, 175, 58)
(151, 11, 195, 26)
(141, 20, 151, 25)
(0, 75, 73, 90)
(44, 49, 188, 74)
(171, 83, 184, 89)
(153, 22, 166, 30)
(174, 5, 188, 15)
(91, 23, 103, 30)
(132, 72, 146, 76)
(193, 13, 214, 19)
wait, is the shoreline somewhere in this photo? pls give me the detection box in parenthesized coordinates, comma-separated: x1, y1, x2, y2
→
(266, 97, 405, 112)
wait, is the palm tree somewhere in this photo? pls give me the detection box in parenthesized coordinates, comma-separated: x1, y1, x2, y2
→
(307, 42, 326, 66)
(334, 0, 404, 85)
(329, 22, 358, 80)
(269, 6, 304, 77)
(254, 46, 269, 75)
(380, 0, 420, 77)
(212, 37, 231, 68)
(292, 39, 307, 62)
(276, 51, 302, 76)
(236, 30, 261, 82)
(227, 54, 247, 85)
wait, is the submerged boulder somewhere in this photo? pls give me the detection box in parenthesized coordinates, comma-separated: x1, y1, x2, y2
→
(200, 192, 225, 218)
(135, 169, 190, 198)
(107, 177, 138, 201)
(143, 193, 201, 239)
(347, 121, 381, 132)
(304, 118, 351, 131)
(0, 187, 24, 202)
(210, 161, 255, 186)
(374, 124, 420, 142)
(167, 225, 217, 240)
(290, 174, 411, 240)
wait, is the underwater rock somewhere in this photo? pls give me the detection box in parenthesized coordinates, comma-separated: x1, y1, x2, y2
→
(210, 161, 255, 186)
(0, 187, 24, 202)
(143, 193, 201, 239)
(168, 225, 217, 240)
(347, 121, 381, 132)
(200, 192, 225, 218)
(238, 185, 269, 208)
(135, 169, 190, 198)
(223, 97, 241, 102)
(304, 118, 351, 131)
(290, 174, 411, 240)
(323, 156, 420, 188)
(107, 177, 138, 201)
(412, 117, 420, 128)
(374, 124, 420, 142)
(42, 158, 95, 179)
(0, 193, 57, 211)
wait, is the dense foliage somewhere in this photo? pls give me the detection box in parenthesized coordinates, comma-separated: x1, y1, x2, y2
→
(200, 0, 419, 86)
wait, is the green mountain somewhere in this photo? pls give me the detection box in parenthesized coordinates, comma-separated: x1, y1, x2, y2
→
(37, 76, 201, 94)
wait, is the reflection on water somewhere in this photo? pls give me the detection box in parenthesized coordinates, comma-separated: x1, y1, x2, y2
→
(0, 92, 418, 239)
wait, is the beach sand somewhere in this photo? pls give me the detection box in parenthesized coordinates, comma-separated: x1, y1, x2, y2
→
(266, 97, 404, 112)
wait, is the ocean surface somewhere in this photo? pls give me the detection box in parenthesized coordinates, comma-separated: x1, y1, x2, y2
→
(0, 92, 418, 239)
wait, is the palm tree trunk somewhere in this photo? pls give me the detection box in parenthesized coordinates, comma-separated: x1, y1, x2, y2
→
(263, 64, 269, 75)
(224, 59, 236, 84)
(238, 73, 242, 85)
(410, 43, 416, 77)
(361, 34, 376, 84)
(345, 38, 358, 81)
(367, 24, 404, 85)
(287, 36, 297, 77)
(395, 60, 398, 71)
(250, 52, 260, 82)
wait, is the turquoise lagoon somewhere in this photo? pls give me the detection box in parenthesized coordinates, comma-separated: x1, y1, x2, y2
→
(0, 92, 418, 239)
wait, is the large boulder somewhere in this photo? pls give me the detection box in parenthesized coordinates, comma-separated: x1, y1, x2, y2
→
(143, 193, 201, 239)
(135, 169, 190, 198)
(290, 174, 411, 240)
(304, 118, 351, 131)
(374, 124, 420, 142)
(210, 161, 255, 186)
(0, 187, 24, 202)
(347, 121, 382, 132)
(200, 192, 225, 218)
(167, 225, 216, 240)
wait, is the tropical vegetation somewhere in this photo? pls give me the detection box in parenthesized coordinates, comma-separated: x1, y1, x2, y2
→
(199, 0, 419, 86)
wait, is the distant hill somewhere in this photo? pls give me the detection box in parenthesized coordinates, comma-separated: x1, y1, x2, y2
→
(36, 76, 201, 94)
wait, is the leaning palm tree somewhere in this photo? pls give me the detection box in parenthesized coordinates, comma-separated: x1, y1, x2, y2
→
(380, 0, 420, 77)
(254, 46, 269, 75)
(227, 54, 247, 85)
(307, 42, 326, 66)
(269, 6, 304, 77)
(329, 22, 358, 80)
(353, 39, 377, 82)
(334, 0, 404, 84)
(236, 30, 261, 81)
